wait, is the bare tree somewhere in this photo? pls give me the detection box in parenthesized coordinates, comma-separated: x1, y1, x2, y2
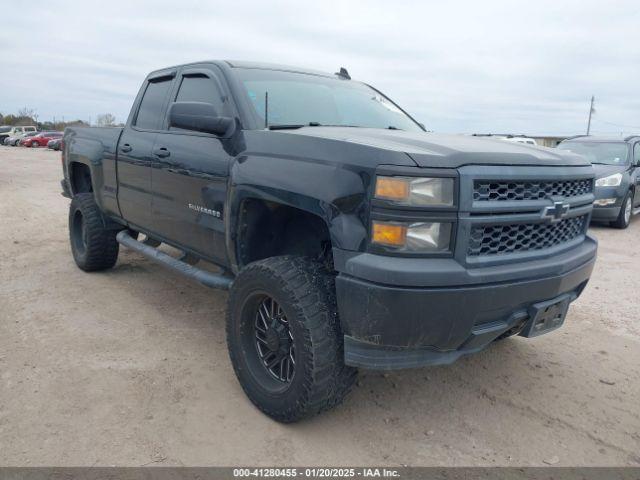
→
(17, 107, 36, 118)
(95, 113, 117, 127)
(16, 107, 37, 125)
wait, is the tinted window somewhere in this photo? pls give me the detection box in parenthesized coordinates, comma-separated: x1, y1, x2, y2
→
(168, 74, 227, 132)
(635, 144, 640, 164)
(175, 75, 225, 112)
(135, 78, 172, 129)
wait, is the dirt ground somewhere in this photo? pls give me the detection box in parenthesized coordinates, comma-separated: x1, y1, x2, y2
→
(0, 146, 638, 467)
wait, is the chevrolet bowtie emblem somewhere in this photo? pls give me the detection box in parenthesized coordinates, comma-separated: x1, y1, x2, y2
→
(542, 201, 570, 223)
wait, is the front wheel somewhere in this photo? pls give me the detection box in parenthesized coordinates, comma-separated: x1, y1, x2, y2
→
(226, 256, 357, 423)
(610, 192, 633, 229)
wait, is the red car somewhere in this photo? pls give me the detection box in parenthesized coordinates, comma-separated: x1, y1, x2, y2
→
(23, 131, 63, 147)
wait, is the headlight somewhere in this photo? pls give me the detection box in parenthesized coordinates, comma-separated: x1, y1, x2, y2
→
(595, 173, 622, 187)
(372, 220, 452, 252)
(375, 176, 454, 206)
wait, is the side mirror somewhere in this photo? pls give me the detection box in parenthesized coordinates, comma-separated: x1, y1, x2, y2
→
(168, 102, 233, 136)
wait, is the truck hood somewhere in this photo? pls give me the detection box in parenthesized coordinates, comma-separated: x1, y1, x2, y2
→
(284, 127, 590, 168)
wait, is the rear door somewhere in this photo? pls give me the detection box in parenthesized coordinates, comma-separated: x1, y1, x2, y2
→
(117, 72, 175, 231)
(150, 65, 234, 264)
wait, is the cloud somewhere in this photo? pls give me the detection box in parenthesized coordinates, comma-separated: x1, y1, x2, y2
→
(1, 0, 638, 135)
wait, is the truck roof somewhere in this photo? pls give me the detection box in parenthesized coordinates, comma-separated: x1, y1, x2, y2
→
(563, 135, 640, 143)
(147, 60, 338, 80)
(224, 60, 336, 78)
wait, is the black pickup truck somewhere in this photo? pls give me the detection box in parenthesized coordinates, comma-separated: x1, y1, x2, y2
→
(61, 60, 598, 422)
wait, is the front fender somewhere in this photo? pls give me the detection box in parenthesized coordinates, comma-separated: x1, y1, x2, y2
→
(226, 153, 372, 272)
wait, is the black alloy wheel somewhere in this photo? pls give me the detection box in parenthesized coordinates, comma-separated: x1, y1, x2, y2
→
(253, 295, 296, 384)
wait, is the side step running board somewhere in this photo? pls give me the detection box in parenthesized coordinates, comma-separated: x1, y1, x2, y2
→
(116, 231, 233, 290)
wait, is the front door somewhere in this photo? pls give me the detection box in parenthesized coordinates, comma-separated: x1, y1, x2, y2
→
(150, 66, 234, 265)
(117, 75, 173, 231)
(633, 143, 640, 207)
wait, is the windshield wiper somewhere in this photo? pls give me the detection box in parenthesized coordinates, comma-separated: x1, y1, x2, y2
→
(268, 122, 362, 130)
(268, 124, 306, 130)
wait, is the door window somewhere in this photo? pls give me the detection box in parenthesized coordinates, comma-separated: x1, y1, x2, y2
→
(175, 74, 225, 112)
(168, 74, 227, 132)
(634, 144, 640, 165)
(135, 78, 173, 130)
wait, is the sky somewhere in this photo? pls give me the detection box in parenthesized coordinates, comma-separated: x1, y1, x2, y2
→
(1, 0, 639, 136)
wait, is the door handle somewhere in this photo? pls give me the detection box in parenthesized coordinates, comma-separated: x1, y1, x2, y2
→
(153, 147, 170, 158)
(120, 143, 132, 153)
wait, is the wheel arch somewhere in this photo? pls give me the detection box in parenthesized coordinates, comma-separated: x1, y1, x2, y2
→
(230, 194, 334, 270)
(68, 161, 94, 194)
(227, 156, 371, 273)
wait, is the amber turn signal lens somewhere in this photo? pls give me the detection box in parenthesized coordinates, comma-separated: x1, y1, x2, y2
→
(372, 221, 407, 247)
(375, 177, 409, 201)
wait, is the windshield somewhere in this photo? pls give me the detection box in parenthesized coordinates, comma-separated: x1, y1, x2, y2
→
(235, 68, 423, 132)
(558, 141, 629, 165)
(0, 127, 11, 133)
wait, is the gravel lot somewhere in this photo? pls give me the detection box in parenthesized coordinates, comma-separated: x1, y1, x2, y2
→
(0, 146, 639, 467)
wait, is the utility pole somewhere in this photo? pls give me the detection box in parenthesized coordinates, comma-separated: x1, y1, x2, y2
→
(586, 95, 595, 135)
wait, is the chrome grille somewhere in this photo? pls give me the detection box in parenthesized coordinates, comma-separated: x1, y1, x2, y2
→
(473, 179, 593, 202)
(468, 215, 588, 257)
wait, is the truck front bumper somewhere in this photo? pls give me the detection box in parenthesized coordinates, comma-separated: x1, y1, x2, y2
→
(334, 236, 597, 370)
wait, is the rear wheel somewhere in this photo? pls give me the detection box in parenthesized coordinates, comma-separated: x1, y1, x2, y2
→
(69, 193, 119, 271)
(611, 192, 632, 229)
(226, 256, 356, 423)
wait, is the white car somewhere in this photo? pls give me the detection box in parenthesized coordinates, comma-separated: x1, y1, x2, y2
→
(0, 125, 38, 145)
(502, 136, 538, 146)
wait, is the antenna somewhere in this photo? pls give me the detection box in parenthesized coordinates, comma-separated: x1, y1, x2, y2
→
(264, 91, 269, 128)
(335, 67, 351, 80)
(586, 95, 595, 135)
